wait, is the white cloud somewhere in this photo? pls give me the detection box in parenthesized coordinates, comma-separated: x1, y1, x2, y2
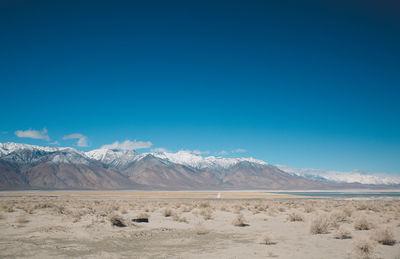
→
(216, 150, 228, 155)
(151, 147, 169, 153)
(50, 141, 60, 145)
(192, 150, 210, 155)
(15, 128, 50, 141)
(63, 133, 88, 147)
(233, 148, 246, 153)
(101, 140, 152, 150)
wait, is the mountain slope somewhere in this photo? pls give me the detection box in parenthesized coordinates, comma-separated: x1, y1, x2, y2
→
(0, 145, 142, 190)
(0, 142, 399, 190)
(276, 165, 400, 185)
(120, 154, 220, 189)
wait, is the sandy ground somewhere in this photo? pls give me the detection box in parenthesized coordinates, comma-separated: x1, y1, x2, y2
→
(0, 192, 399, 258)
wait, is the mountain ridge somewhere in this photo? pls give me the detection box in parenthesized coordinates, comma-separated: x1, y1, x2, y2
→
(0, 142, 399, 190)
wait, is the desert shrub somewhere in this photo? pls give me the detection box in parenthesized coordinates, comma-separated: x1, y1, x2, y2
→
(5, 206, 14, 213)
(259, 234, 276, 245)
(304, 205, 313, 213)
(254, 203, 267, 213)
(268, 207, 277, 216)
(278, 207, 286, 212)
(162, 208, 173, 217)
(173, 214, 188, 223)
(287, 212, 304, 222)
(352, 238, 375, 259)
(365, 202, 381, 213)
(199, 208, 213, 220)
(55, 205, 69, 215)
(373, 227, 396, 246)
(233, 205, 243, 214)
(0, 213, 4, 220)
(181, 206, 193, 213)
(108, 214, 126, 227)
(22, 205, 34, 214)
(16, 214, 29, 224)
(357, 202, 369, 211)
(322, 205, 333, 213)
(330, 210, 349, 228)
(354, 217, 371, 230)
(334, 226, 352, 239)
(33, 202, 56, 210)
(330, 210, 348, 223)
(194, 223, 209, 235)
(310, 215, 329, 234)
(232, 213, 247, 227)
(198, 202, 210, 209)
(343, 206, 354, 218)
(220, 205, 229, 212)
(72, 211, 82, 223)
(266, 250, 277, 257)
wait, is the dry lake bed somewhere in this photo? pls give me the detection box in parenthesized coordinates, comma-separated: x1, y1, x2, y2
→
(0, 191, 399, 258)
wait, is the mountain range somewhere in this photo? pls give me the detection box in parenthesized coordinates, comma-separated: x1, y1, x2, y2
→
(0, 142, 398, 190)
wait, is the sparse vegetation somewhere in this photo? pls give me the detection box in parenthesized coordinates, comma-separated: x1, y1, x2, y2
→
(199, 208, 213, 220)
(16, 214, 29, 224)
(304, 205, 313, 213)
(0, 195, 399, 258)
(108, 214, 126, 227)
(354, 217, 371, 230)
(374, 227, 396, 245)
(172, 213, 188, 223)
(194, 223, 209, 235)
(232, 213, 247, 227)
(233, 205, 243, 214)
(334, 226, 352, 239)
(5, 206, 14, 213)
(162, 208, 173, 217)
(310, 215, 329, 234)
(287, 212, 304, 222)
(352, 238, 375, 259)
(259, 234, 276, 245)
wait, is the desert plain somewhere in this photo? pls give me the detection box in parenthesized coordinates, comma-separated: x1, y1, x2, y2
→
(0, 191, 399, 259)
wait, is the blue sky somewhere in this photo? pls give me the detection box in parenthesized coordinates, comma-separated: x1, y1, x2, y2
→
(1, 0, 399, 174)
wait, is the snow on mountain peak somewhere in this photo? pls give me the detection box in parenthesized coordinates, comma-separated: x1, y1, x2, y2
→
(152, 150, 268, 169)
(0, 142, 66, 156)
(0, 142, 269, 169)
(1, 142, 399, 186)
(276, 165, 400, 185)
(85, 148, 145, 169)
(0, 142, 90, 164)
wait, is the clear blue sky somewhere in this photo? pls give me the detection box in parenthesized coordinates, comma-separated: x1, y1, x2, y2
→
(1, 0, 399, 173)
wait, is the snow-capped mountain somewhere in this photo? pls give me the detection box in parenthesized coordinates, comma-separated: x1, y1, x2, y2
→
(152, 150, 268, 170)
(0, 142, 399, 190)
(1, 142, 268, 170)
(276, 165, 400, 185)
(84, 148, 268, 171)
(0, 142, 65, 156)
(85, 148, 146, 169)
(0, 142, 90, 165)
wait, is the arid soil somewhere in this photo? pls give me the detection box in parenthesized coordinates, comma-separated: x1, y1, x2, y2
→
(0, 191, 399, 258)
